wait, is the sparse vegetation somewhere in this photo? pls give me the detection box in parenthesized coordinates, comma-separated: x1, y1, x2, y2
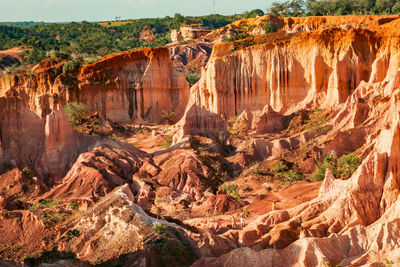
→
(313, 153, 361, 181)
(254, 169, 266, 175)
(62, 59, 82, 73)
(270, 161, 289, 173)
(38, 199, 57, 208)
(270, 161, 304, 184)
(135, 128, 148, 135)
(64, 102, 90, 126)
(306, 108, 329, 132)
(185, 73, 201, 87)
(23, 249, 76, 267)
(263, 22, 278, 33)
(162, 136, 173, 148)
(222, 185, 240, 200)
(60, 229, 81, 241)
(152, 223, 168, 238)
(161, 110, 176, 124)
(22, 167, 32, 176)
(68, 202, 79, 210)
(41, 212, 65, 225)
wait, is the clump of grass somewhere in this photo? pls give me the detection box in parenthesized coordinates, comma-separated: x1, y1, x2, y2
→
(313, 153, 361, 181)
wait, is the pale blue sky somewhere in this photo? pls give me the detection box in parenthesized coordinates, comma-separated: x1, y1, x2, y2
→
(0, 0, 275, 22)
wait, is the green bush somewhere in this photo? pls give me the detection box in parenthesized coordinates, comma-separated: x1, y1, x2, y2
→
(152, 224, 168, 238)
(270, 161, 288, 172)
(68, 202, 79, 210)
(222, 185, 240, 200)
(22, 167, 32, 176)
(62, 59, 81, 73)
(313, 153, 361, 181)
(162, 136, 173, 148)
(64, 102, 90, 126)
(263, 22, 278, 33)
(254, 169, 265, 175)
(185, 73, 201, 87)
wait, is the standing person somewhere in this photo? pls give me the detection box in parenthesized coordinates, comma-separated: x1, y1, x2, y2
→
(231, 216, 236, 229)
(240, 212, 245, 229)
(272, 201, 278, 211)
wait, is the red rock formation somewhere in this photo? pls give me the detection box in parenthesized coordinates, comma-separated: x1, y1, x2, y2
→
(190, 29, 400, 264)
(0, 47, 190, 124)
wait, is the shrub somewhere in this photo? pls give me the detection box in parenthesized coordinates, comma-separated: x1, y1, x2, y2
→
(62, 59, 81, 73)
(185, 73, 201, 87)
(263, 22, 278, 33)
(313, 153, 361, 181)
(222, 185, 240, 200)
(337, 153, 361, 179)
(161, 110, 176, 124)
(162, 136, 173, 148)
(22, 167, 32, 176)
(41, 212, 64, 225)
(270, 161, 288, 172)
(152, 224, 168, 238)
(68, 202, 79, 210)
(39, 199, 57, 208)
(29, 204, 37, 211)
(282, 169, 303, 182)
(254, 169, 264, 175)
(64, 102, 90, 126)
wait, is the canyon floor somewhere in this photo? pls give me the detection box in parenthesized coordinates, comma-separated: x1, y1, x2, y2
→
(1, 14, 400, 267)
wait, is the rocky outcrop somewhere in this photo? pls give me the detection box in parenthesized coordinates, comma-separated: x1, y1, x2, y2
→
(172, 25, 212, 42)
(169, 42, 213, 73)
(63, 184, 196, 266)
(0, 47, 190, 124)
(191, 38, 400, 266)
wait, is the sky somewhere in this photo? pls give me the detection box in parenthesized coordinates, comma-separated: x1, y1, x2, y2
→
(0, 0, 275, 22)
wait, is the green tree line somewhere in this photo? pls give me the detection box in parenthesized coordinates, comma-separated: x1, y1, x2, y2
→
(0, 10, 265, 65)
(268, 0, 400, 17)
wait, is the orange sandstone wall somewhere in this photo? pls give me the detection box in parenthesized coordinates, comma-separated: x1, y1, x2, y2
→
(193, 24, 400, 120)
(0, 47, 190, 123)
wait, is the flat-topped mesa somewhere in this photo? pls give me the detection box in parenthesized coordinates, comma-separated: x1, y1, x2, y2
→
(192, 19, 400, 122)
(0, 47, 190, 123)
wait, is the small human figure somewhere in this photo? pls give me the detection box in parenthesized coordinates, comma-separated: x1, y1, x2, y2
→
(231, 216, 236, 229)
(240, 212, 245, 229)
(272, 200, 278, 211)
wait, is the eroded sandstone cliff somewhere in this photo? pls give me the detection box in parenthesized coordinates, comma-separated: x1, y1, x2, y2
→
(0, 47, 189, 124)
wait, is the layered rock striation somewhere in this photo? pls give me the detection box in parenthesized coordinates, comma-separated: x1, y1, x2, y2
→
(0, 47, 189, 124)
